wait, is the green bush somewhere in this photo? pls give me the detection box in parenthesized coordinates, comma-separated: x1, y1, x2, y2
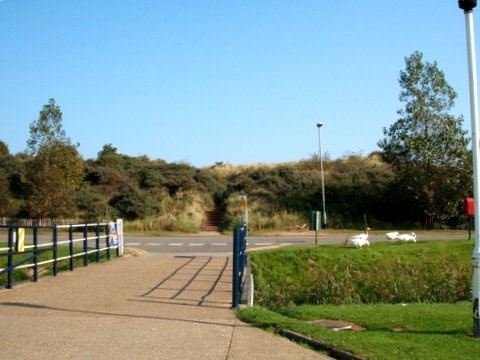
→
(2, 141, 471, 230)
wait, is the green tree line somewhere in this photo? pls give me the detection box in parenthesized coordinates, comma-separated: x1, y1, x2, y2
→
(0, 51, 473, 230)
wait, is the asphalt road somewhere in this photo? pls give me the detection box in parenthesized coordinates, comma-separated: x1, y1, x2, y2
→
(4, 230, 470, 256)
(124, 235, 311, 255)
(124, 231, 471, 256)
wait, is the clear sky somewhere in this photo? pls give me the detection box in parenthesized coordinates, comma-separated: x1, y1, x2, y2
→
(0, 1, 477, 167)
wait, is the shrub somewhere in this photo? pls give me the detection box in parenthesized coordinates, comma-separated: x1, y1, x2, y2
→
(123, 190, 205, 233)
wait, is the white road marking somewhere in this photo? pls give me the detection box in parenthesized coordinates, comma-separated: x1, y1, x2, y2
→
(147, 243, 163, 246)
(169, 243, 184, 246)
(212, 243, 228, 246)
(188, 243, 204, 247)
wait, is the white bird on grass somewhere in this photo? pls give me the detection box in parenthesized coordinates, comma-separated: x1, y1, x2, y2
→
(396, 233, 416, 243)
(345, 227, 371, 248)
(385, 231, 399, 241)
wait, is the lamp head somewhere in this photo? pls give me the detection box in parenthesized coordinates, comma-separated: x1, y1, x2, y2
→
(317, 123, 323, 128)
(459, 0, 477, 11)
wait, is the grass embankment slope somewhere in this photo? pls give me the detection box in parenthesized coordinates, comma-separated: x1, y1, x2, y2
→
(238, 240, 480, 359)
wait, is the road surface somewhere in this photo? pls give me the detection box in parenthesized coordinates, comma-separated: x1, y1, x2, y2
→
(123, 231, 470, 255)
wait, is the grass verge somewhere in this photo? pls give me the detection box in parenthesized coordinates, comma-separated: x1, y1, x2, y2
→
(237, 302, 479, 360)
(239, 239, 479, 359)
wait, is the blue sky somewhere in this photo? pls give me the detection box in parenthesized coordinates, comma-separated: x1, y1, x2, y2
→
(0, 1, 477, 167)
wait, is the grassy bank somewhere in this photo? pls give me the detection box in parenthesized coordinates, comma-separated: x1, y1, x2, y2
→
(238, 239, 479, 359)
(250, 240, 472, 307)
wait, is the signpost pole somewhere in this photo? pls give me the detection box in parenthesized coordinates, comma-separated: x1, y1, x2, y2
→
(459, 0, 480, 337)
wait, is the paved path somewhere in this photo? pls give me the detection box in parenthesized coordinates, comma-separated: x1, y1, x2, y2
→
(0, 253, 329, 359)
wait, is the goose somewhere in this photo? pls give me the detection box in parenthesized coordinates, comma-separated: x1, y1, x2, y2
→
(396, 232, 416, 243)
(345, 227, 370, 248)
(385, 231, 399, 241)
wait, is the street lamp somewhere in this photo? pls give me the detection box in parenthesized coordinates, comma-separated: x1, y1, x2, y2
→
(458, 0, 480, 337)
(316, 123, 327, 229)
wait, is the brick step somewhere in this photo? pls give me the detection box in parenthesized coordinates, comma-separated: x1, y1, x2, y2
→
(203, 208, 223, 232)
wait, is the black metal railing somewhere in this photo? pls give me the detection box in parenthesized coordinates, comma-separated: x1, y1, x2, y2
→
(0, 220, 123, 289)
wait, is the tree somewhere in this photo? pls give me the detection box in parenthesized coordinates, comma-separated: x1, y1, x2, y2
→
(0, 141, 22, 217)
(27, 142, 84, 218)
(0, 140, 9, 156)
(27, 98, 74, 155)
(25, 99, 84, 218)
(109, 185, 152, 220)
(378, 51, 471, 227)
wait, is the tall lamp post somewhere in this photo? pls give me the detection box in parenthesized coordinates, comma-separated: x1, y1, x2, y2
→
(459, 0, 480, 337)
(316, 123, 327, 229)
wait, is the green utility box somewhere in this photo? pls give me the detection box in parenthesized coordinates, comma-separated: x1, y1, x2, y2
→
(310, 211, 321, 231)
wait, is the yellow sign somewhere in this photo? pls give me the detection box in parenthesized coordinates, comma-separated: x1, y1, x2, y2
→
(17, 228, 25, 252)
(239, 195, 247, 207)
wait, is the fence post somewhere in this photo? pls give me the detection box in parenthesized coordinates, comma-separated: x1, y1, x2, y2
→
(232, 226, 241, 309)
(6, 227, 14, 289)
(106, 223, 111, 260)
(69, 224, 74, 271)
(53, 225, 58, 276)
(95, 223, 100, 262)
(83, 224, 88, 266)
(33, 226, 39, 281)
(116, 218, 123, 257)
(232, 223, 247, 309)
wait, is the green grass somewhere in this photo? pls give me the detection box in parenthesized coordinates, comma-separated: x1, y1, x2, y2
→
(238, 303, 479, 360)
(250, 240, 472, 307)
(239, 239, 480, 359)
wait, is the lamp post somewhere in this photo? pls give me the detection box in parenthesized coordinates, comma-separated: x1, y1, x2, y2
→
(459, 0, 480, 337)
(316, 123, 327, 229)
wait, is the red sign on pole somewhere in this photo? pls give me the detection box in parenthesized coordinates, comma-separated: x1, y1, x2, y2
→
(465, 197, 475, 216)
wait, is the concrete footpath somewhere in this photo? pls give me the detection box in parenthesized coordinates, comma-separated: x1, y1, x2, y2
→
(0, 252, 330, 359)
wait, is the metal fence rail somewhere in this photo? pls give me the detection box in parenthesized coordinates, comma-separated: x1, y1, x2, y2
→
(0, 219, 123, 289)
(1, 217, 83, 226)
(232, 223, 248, 309)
